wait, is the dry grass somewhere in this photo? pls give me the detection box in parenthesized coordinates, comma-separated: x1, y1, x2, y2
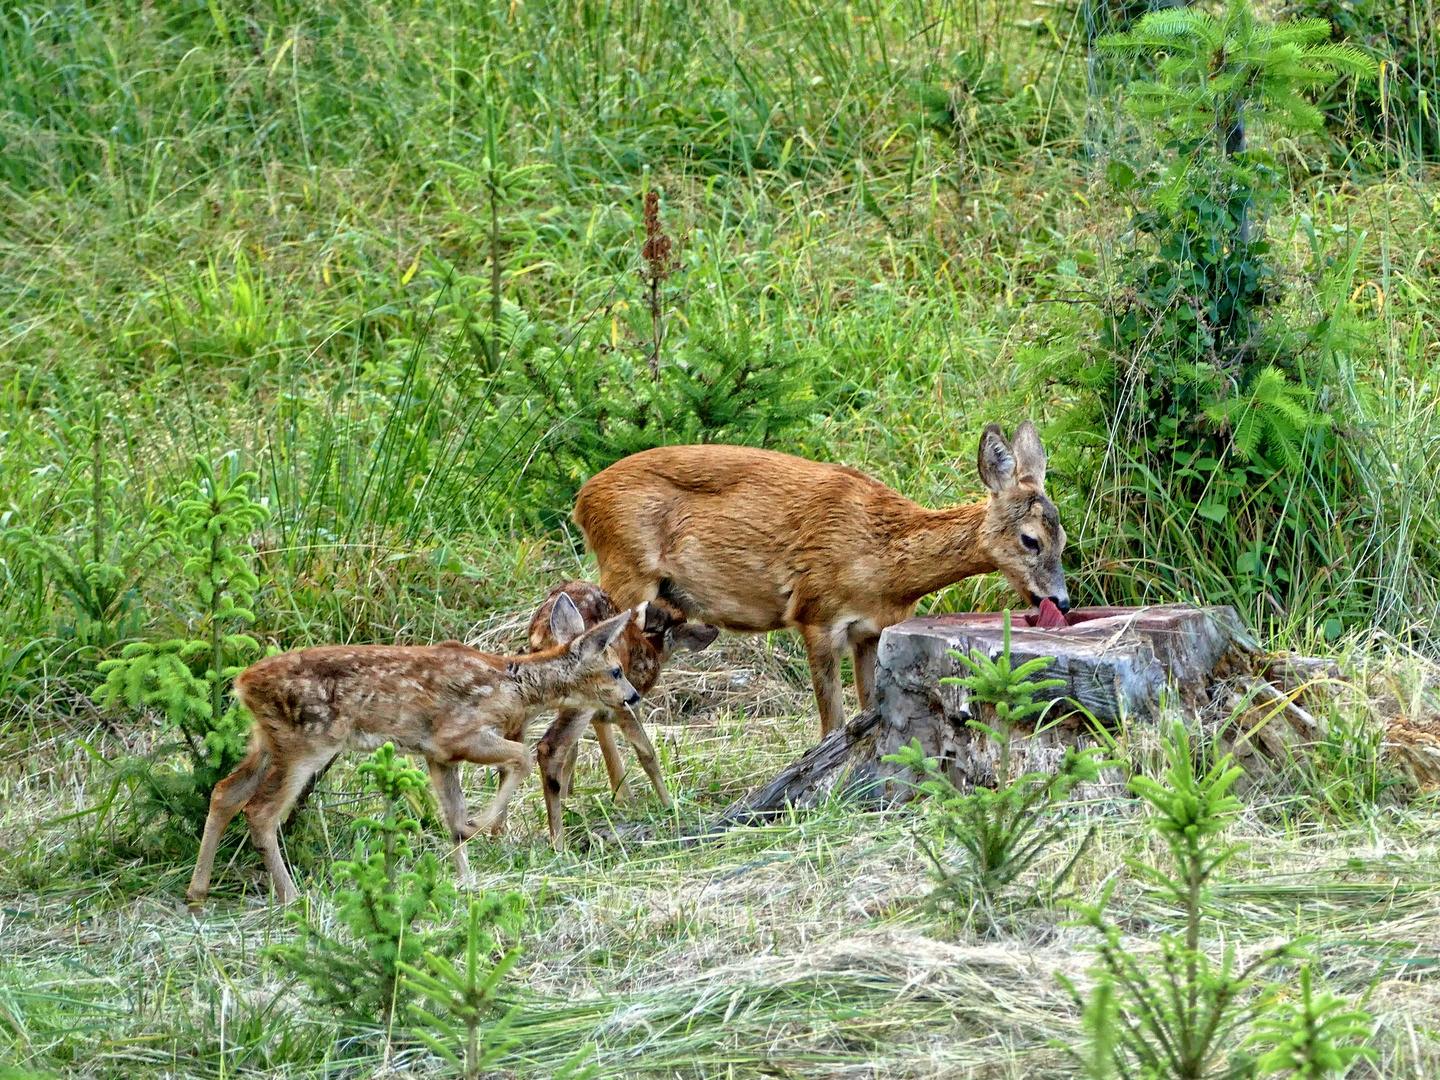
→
(4, 615, 1440, 1078)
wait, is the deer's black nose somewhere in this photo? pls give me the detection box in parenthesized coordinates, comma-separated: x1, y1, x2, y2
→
(625, 690, 641, 706)
(1052, 595, 1072, 613)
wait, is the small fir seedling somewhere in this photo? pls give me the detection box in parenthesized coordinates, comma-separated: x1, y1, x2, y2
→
(96, 455, 268, 824)
(439, 107, 550, 374)
(1061, 723, 1373, 1080)
(948, 609, 1068, 784)
(1248, 966, 1375, 1078)
(4, 395, 155, 651)
(401, 894, 524, 1080)
(269, 743, 456, 1026)
(885, 611, 1104, 927)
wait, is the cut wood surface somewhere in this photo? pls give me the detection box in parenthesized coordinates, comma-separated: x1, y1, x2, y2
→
(715, 605, 1266, 821)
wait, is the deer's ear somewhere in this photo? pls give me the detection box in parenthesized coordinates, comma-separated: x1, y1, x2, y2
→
(572, 611, 629, 661)
(977, 423, 1017, 494)
(1010, 420, 1047, 489)
(549, 592, 586, 645)
(668, 623, 719, 653)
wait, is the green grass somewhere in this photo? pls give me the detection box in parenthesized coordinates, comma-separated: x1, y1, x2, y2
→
(3, 0, 1440, 1075)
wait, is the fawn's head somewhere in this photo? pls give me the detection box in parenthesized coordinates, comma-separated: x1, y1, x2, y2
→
(640, 597, 720, 664)
(529, 584, 718, 694)
(546, 592, 643, 710)
(976, 420, 1069, 612)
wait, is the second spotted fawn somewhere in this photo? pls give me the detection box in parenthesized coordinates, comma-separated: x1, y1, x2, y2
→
(527, 581, 717, 848)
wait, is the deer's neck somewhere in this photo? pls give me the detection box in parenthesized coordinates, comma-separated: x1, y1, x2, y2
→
(884, 499, 994, 604)
(505, 650, 582, 713)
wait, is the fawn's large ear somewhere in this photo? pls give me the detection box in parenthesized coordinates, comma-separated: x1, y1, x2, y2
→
(1010, 420, 1047, 489)
(549, 592, 586, 646)
(668, 623, 719, 653)
(977, 422, 1017, 494)
(571, 610, 630, 661)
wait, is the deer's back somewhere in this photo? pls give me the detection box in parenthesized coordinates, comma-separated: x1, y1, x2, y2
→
(235, 643, 513, 750)
(574, 445, 920, 629)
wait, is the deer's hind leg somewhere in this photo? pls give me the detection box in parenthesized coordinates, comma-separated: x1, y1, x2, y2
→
(849, 631, 881, 713)
(242, 749, 334, 904)
(187, 740, 272, 905)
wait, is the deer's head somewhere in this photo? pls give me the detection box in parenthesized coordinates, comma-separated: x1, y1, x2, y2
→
(547, 593, 643, 711)
(976, 421, 1069, 612)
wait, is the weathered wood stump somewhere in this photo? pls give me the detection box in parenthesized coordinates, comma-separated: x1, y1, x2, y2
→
(714, 604, 1272, 825)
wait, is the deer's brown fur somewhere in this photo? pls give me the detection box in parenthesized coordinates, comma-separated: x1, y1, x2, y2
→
(526, 581, 717, 848)
(186, 596, 638, 905)
(573, 421, 1066, 736)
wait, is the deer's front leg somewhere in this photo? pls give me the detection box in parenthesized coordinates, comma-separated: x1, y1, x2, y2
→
(428, 760, 474, 878)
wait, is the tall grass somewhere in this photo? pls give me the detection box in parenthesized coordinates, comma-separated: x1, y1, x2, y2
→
(0, 5, 1438, 1070)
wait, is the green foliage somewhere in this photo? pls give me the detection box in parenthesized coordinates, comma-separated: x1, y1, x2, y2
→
(1283, 0, 1439, 164)
(1043, 1, 1380, 634)
(402, 895, 526, 1080)
(885, 613, 1104, 926)
(95, 456, 269, 826)
(269, 744, 460, 1026)
(889, 738, 1103, 928)
(1101, 3, 1376, 145)
(502, 322, 827, 521)
(1249, 966, 1376, 1077)
(1064, 723, 1373, 1080)
(2, 399, 153, 652)
(1292, 699, 1403, 821)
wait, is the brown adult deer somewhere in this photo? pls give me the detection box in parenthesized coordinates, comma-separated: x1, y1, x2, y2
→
(573, 421, 1067, 737)
(186, 594, 639, 906)
(526, 581, 717, 848)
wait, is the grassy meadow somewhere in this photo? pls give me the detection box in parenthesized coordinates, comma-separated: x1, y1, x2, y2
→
(3, 0, 1440, 1076)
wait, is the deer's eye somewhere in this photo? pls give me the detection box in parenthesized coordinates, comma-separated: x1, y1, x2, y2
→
(611, 666, 623, 679)
(1021, 534, 1041, 553)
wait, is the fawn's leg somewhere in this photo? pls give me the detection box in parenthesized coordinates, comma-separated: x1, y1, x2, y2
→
(427, 760, 473, 878)
(243, 751, 330, 904)
(187, 742, 271, 905)
(591, 718, 634, 804)
(535, 708, 593, 850)
(800, 623, 846, 737)
(452, 728, 533, 836)
(612, 707, 671, 807)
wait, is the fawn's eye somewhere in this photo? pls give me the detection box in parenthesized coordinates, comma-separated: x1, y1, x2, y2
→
(611, 666, 622, 679)
(1021, 534, 1041, 553)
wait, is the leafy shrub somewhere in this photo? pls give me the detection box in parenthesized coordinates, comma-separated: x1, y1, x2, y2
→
(886, 612, 1106, 927)
(1064, 723, 1374, 1079)
(96, 456, 269, 830)
(268, 744, 478, 1026)
(1283, 0, 1439, 163)
(1042, 1, 1376, 631)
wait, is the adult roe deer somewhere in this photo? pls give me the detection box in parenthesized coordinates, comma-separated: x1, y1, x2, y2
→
(526, 581, 717, 848)
(572, 421, 1067, 736)
(186, 594, 639, 905)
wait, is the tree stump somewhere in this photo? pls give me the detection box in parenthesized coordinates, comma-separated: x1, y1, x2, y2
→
(713, 605, 1268, 826)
